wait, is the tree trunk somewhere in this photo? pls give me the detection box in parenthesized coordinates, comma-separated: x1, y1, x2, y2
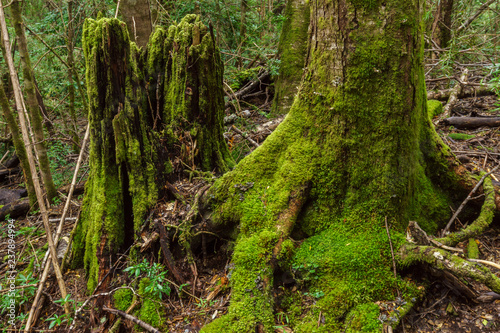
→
(118, 0, 152, 47)
(66, 0, 79, 152)
(271, 0, 309, 115)
(71, 15, 232, 292)
(11, 0, 57, 202)
(202, 0, 470, 332)
(0, 79, 36, 205)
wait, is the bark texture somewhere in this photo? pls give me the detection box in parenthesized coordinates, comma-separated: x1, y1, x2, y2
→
(71, 16, 232, 292)
(271, 0, 309, 115)
(119, 0, 152, 47)
(202, 1, 470, 332)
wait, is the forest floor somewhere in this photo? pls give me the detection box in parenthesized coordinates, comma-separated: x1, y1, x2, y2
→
(0, 86, 499, 332)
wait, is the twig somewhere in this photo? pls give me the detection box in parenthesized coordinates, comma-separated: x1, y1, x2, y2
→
(441, 164, 499, 235)
(223, 81, 242, 113)
(103, 306, 161, 333)
(385, 217, 401, 298)
(441, 68, 468, 119)
(456, 0, 497, 34)
(25, 124, 90, 331)
(468, 258, 500, 270)
(232, 125, 259, 148)
(114, 0, 121, 18)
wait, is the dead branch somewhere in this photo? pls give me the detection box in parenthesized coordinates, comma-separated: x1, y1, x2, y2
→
(441, 116, 500, 129)
(103, 306, 161, 333)
(468, 258, 500, 270)
(232, 125, 260, 148)
(427, 84, 494, 100)
(25, 124, 90, 331)
(156, 221, 185, 284)
(440, 167, 498, 238)
(224, 70, 270, 109)
(441, 69, 468, 119)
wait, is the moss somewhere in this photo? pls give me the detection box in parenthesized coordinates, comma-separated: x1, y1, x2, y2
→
(113, 288, 133, 312)
(345, 303, 382, 332)
(137, 278, 165, 330)
(448, 133, 475, 141)
(467, 238, 479, 259)
(427, 100, 443, 118)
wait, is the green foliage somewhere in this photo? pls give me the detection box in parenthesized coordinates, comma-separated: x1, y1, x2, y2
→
(124, 260, 171, 299)
(47, 141, 78, 189)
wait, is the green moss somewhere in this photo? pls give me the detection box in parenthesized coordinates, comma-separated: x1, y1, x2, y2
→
(113, 288, 133, 312)
(345, 303, 382, 332)
(467, 238, 479, 259)
(448, 133, 475, 141)
(137, 278, 165, 330)
(427, 100, 443, 118)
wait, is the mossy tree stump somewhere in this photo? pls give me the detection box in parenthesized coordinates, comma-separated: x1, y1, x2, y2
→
(201, 0, 475, 332)
(71, 15, 232, 292)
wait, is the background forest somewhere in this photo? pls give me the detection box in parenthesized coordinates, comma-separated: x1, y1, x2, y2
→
(0, 0, 499, 332)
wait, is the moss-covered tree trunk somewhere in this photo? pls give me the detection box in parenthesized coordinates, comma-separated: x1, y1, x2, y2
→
(0, 79, 36, 205)
(11, 0, 57, 202)
(271, 0, 309, 115)
(202, 0, 470, 332)
(71, 15, 232, 292)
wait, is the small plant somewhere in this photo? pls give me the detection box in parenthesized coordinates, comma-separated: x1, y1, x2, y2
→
(124, 260, 171, 299)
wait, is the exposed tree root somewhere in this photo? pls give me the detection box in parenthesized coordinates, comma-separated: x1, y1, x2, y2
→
(399, 244, 500, 294)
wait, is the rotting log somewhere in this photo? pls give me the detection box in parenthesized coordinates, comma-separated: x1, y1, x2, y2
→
(441, 116, 500, 129)
(427, 84, 494, 101)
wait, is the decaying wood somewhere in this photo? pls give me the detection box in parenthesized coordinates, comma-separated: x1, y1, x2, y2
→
(232, 125, 260, 148)
(441, 116, 500, 129)
(427, 84, 494, 100)
(156, 221, 184, 284)
(442, 69, 468, 118)
(103, 306, 161, 333)
(0, 198, 30, 220)
(224, 70, 270, 109)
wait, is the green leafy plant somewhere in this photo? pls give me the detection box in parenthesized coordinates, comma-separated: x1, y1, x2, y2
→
(124, 260, 171, 299)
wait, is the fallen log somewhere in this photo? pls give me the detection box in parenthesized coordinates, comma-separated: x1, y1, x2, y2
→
(441, 116, 500, 129)
(427, 84, 494, 100)
(0, 197, 30, 220)
(224, 70, 270, 109)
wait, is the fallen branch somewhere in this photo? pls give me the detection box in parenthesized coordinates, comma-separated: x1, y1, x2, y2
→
(103, 306, 161, 333)
(427, 84, 494, 100)
(224, 70, 270, 109)
(440, 166, 498, 238)
(468, 258, 500, 270)
(441, 116, 500, 129)
(441, 69, 468, 119)
(232, 125, 260, 148)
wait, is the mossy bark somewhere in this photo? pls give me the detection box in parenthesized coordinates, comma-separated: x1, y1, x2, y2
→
(71, 16, 232, 292)
(202, 1, 470, 332)
(11, 0, 57, 202)
(271, 0, 310, 116)
(0, 79, 36, 205)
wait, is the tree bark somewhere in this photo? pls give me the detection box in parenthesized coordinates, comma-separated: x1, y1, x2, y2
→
(118, 0, 152, 47)
(66, 0, 79, 152)
(202, 0, 471, 331)
(11, 0, 57, 202)
(0, 77, 36, 205)
(271, 0, 310, 115)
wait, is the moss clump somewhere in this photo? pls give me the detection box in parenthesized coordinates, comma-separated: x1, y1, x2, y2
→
(427, 100, 443, 118)
(448, 133, 475, 141)
(137, 278, 165, 330)
(467, 238, 479, 259)
(113, 288, 133, 312)
(345, 303, 382, 332)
